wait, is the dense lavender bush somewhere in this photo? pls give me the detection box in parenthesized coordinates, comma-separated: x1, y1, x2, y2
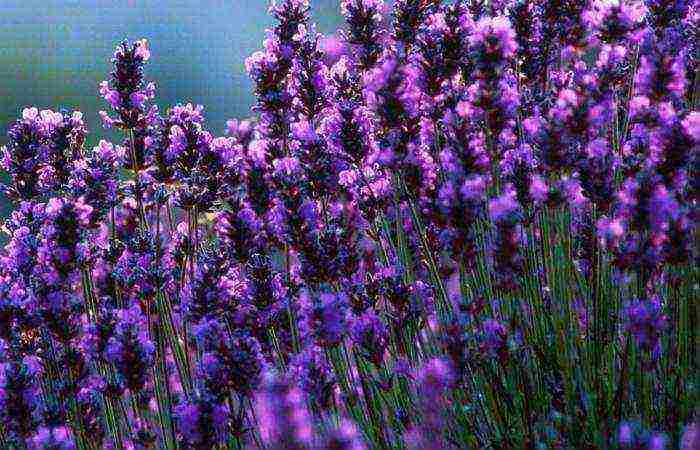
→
(0, 0, 698, 449)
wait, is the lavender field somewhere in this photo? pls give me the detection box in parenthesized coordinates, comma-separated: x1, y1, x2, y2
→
(0, 0, 698, 449)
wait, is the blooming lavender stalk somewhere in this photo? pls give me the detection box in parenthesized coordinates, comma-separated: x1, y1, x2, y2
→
(489, 187, 524, 291)
(300, 291, 349, 349)
(181, 248, 240, 324)
(194, 319, 264, 400)
(289, 345, 336, 410)
(1, 108, 86, 201)
(318, 419, 367, 450)
(29, 425, 76, 450)
(0, 2, 697, 449)
(623, 296, 668, 358)
(99, 39, 155, 131)
(75, 385, 106, 448)
(392, 0, 441, 53)
(37, 109, 87, 196)
(350, 309, 389, 366)
(34, 198, 93, 344)
(0, 359, 41, 445)
(618, 421, 669, 450)
(69, 140, 121, 226)
(411, 4, 472, 116)
(341, 0, 386, 70)
(100, 38, 158, 230)
(158, 103, 226, 212)
(467, 15, 519, 178)
(247, 0, 309, 163)
(174, 390, 229, 449)
(255, 373, 314, 450)
(104, 306, 155, 394)
(509, 0, 546, 98)
(1, 109, 49, 201)
(404, 358, 455, 450)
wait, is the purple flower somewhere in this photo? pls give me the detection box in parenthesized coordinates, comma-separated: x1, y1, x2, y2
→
(291, 120, 317, 143)
(29, 425, 76, 450)
(415, 357, 455, 399)
(681, 422, 700, 450)
(488, 187, 524, 291)
(623, 296, 668, 356)
(319, 34, 347, 66)
(150, 103, 223, 210)
(350, 309, 389, 366)
(68, 140, 121, 223)
(587, 0, 647, 45)
(341, 0, 386, 70)
(682, 111, 700, 141)
(488, 188, 519, 223)
(318, 419, 367, 450)
(634, 48, 686, 103)
(618, 421, 668, 450)
(214, 207, 265, 260)
(619, 421, 634, 445)
(404, 358, 455, 450)
(133, 38, 150, 61)
(0, 360, 40, 441)
(2, 108, 86, 201)
(301, 291, 349, 348)
(166, 125, 188, 160)
(225, 117, 255, 143)
(1, 115, 44, 201)
(470, 16, 517, 64)
(648, 434, 667, 450)
(480, 318, 510, 362)
(99, 39, 157, 129)
(174, 391, 229, 449)
(255, 372, 314, 450)
(104, 306, 155, 393)
(113, 230, 165, 301)
(182, 250, 243, 323)
(100, 81, 121, 109)
(578, 138, 617, 212)
(392, 0, 439, 50)
(529, 175, 549, 204)
(194, 319, 264, 398)
(288, 345, 336, 410)
(289, 27, 330, 120)
(603, 169, 683, 279)
(76, 385, 106, 447)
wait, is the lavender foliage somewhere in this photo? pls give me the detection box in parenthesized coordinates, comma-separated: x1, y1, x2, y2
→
(0, 2, 698, 449)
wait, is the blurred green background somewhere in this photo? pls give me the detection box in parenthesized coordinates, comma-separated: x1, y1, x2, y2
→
(0, 0, 345, 216)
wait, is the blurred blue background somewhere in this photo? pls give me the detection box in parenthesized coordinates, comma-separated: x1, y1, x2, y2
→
(0, 0, 345, 216)
(1, 0, 344, 133)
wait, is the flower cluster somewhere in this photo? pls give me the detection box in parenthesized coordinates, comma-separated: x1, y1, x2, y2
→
(1, 108, 86, 201)
(0, 2, 698, 449)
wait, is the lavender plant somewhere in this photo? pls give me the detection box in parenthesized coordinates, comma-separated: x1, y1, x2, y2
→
(0, 1, 698, 449)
